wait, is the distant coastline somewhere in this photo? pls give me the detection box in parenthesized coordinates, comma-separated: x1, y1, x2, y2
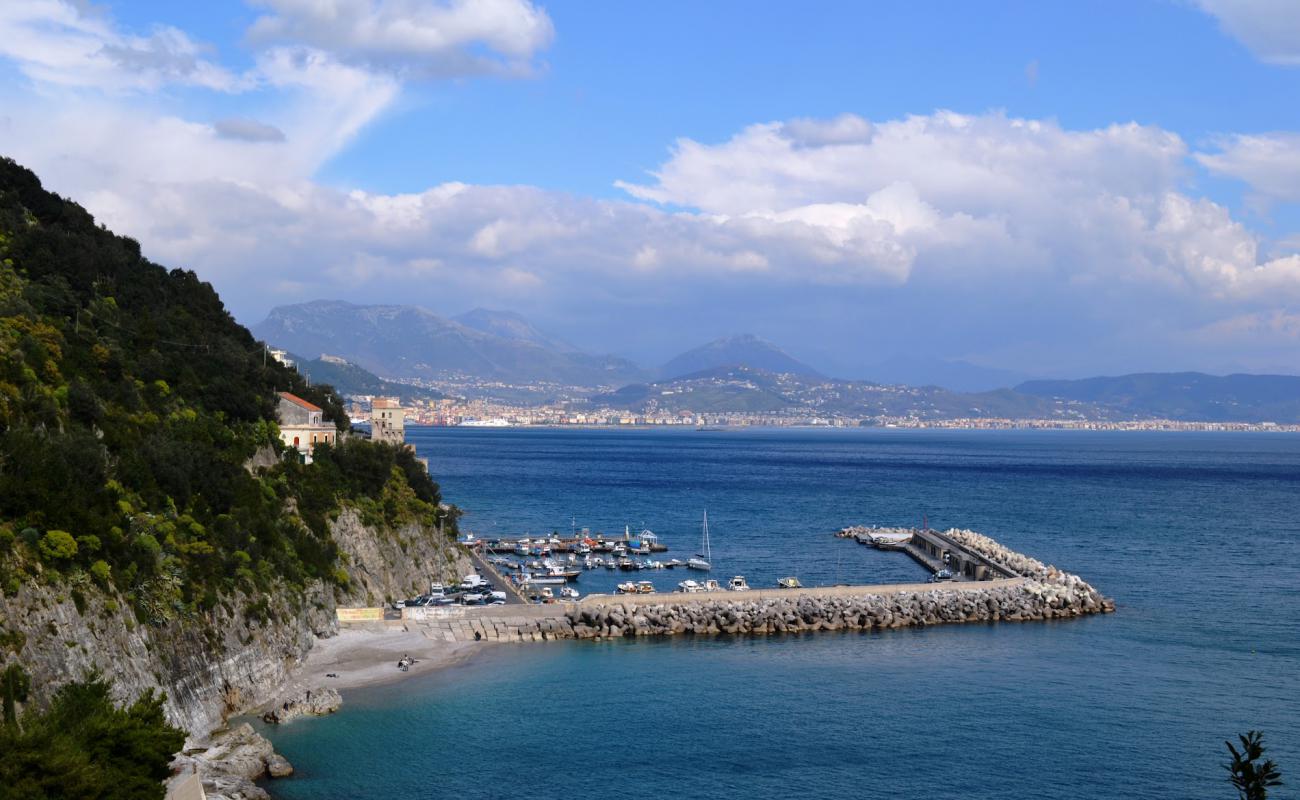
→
(414, 419, 1300, 433)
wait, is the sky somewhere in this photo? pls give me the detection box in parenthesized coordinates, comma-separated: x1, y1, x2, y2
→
(1, 0, 1299, 379)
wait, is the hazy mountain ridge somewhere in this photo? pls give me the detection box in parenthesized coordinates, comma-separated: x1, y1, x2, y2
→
(659, 334, 823, 379)
(254, 301, 645, 386)
(454, 307, 581, 353)
(1016, 372, 1300, 423)
(862, 354, 1036, 392)
(593, 366, 1089, 420)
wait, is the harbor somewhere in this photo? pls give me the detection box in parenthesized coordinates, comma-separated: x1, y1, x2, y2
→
(354, 526, 1114, 643)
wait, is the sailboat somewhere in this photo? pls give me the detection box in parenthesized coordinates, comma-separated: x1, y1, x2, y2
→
(687, 511, 712, 571)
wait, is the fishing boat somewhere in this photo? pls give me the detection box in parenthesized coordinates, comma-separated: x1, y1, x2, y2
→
(727, 575, 750, 591)
(687, 511, 713, 571)
(616, 581, 638, 594)
(519, 574, 566, 586)
(702, 579, 723, 592)
(636, 581, 656, 594)
(777, 577, 802, 589)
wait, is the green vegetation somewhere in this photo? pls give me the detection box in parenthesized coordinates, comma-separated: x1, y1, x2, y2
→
(0, 156, 455, 623)
(0, 672, 184, 800)
(1225, 731, 1283, 800)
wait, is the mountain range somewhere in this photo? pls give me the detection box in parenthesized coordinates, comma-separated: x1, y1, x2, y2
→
(1015, 372, 1300, 423)
(255, 302, 825, 387)
(255, 301, 1300, 423)
(254, 301, 643, 386)
(594, 365, 1076, 420)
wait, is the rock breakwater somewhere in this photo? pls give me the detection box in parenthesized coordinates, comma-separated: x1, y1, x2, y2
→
(559, 531, 1112, 640)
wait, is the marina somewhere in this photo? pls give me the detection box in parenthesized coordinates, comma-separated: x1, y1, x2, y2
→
(361, 525, 1113, 642)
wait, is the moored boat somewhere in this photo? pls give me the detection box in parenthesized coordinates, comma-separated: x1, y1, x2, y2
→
(687, 510, 713, 571)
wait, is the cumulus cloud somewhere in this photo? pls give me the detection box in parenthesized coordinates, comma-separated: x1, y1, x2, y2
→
(615, 112, 1300, 304)
(1196, 0, 1300, 65)
(246, 0, 555, 77)
(1, 2, 1299, 374)
(1196, 132, 1300, 201)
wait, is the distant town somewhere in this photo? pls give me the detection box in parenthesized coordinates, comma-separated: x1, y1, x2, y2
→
(265, 348, 1300, 434)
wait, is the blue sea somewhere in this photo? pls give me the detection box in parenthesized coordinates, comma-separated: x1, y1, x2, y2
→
(261, 428, 1300, 799)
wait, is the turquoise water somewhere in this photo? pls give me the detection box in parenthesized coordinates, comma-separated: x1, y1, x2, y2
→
(262, 428, 1300, 799)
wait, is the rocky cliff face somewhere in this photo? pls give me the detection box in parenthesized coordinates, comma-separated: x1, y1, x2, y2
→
(0, 509, 471, 739)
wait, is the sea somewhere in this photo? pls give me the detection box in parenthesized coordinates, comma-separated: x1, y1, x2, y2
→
(258, 427, 1300, 800)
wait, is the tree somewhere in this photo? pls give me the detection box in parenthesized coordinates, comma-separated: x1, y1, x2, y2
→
(0, 672, 184, 800)
(0, 663, 29, 725)
(1225, 730, 1283, 800)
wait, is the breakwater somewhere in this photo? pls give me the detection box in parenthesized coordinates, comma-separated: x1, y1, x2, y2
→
(381, 530, 1113, 643)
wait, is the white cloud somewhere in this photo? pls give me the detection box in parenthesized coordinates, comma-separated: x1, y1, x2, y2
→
(247, 0, 554, 77)
(1, 2, 1299, 373)
(616, 112, 1300, 303)
(0, 0, 246, 91)
(1196, 0, 1300, 65)
(1196, 132, 1300, 201)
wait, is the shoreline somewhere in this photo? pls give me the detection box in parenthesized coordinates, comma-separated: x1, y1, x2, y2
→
(275, 626, 486, 699)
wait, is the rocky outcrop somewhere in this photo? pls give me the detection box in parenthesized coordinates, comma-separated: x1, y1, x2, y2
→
(0, 509, 473, 740)
(169, 723, 290, 800)
(260, 686, 342, 724)
(332, 508, 470, 606)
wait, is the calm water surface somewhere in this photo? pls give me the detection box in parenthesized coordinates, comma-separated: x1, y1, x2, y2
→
(262, 428, 1300, 799)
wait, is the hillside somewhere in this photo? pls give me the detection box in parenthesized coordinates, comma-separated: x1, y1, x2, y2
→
(296, 354, 435, 402)
(659, 334, 823, 379)
(1016, 372, 1300, 423)
(0, 157, 467, 746)
(255, 300, 644, 386)
(453, 307, 580, 353)
(594, 366, 1084, 420)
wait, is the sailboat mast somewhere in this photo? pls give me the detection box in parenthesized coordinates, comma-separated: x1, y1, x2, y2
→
(703, 510, 711, 562)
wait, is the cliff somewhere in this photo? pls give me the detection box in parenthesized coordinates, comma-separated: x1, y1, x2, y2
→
(0, 510, 472, 738)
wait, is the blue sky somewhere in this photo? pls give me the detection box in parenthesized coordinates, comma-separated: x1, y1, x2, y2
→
(1, 0, 1299, 379)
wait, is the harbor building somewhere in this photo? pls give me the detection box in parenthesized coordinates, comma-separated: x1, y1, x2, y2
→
(277, 391, 336, 463)
(371, 397, 406, 445)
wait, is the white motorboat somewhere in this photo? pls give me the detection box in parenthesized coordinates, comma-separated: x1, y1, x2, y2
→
(702, 579, 723, 592)
(676, 579, 703, 593)
(616, 581, 638, 594)
(727, 575, 750, 591)
(687, 510, 713, 571)
(559, 586, 580, 600)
